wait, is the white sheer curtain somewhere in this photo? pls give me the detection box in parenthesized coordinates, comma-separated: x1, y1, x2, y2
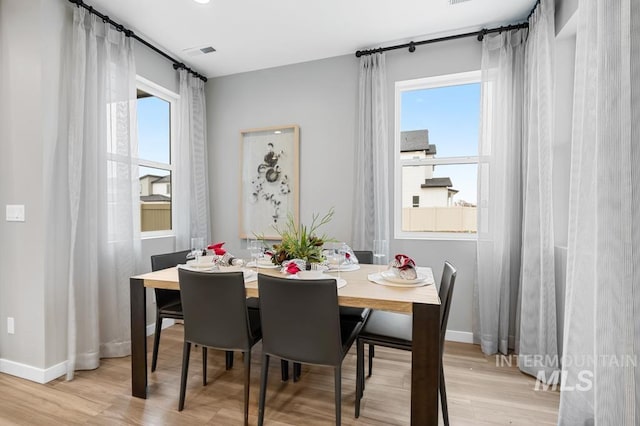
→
(475, 29, 526, 355)
(518, 0, 558, 381)
(559, 0, 639, 423)
(352, 53, 389, 250)
(48, 8, 140, 379)
(175, 69, 210, 250)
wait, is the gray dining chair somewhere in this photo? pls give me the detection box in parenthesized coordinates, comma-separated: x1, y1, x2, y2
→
(287, 250, 374, 383)
(257, 274, 365, 426)
(177, 268, 261, 425)
(353, 250, 373, 264)
(150, 249, 192, 372)
(355, 261, 457, 426)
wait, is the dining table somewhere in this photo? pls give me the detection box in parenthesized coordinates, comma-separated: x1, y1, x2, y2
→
(129, 263, 441, 425)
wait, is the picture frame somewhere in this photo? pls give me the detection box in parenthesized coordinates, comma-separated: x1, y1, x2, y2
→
(239, 125, 299, 239)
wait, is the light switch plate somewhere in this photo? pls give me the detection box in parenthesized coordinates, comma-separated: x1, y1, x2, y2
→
(6, 205, 25, 222)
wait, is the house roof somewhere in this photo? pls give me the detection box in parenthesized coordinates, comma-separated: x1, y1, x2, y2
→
(139, 174, 162, 181)
(400, 130, 436, 155)
(421, 177, 453, 188)
(139, 174, 170, 183)
(140, 194, 171, 202)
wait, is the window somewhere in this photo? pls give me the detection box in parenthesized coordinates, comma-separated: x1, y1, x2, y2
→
(136, 77, 177, 235)
(394, 71, 480, 239)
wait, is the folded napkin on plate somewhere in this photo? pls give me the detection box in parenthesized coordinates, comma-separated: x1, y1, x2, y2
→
(343, 244, 358, 264)
(207, 242, 227, 255)
(282, 259, 307, 275)
(324, 243, 359, 266)
(389, 254, 417, 280)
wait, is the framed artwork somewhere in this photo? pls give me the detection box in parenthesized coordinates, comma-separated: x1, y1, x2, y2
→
(239, 125, 299, 239)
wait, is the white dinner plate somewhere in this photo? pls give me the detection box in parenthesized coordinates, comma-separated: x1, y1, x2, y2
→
(186, 259, 216, 269)
(327, 263, 360, 272)
(381, 270, 427, 284)
(367, 272, 431, 288)
(178, 264, 257, 281)
(287, 274, 347, 289)
(246, 261, 279, 269)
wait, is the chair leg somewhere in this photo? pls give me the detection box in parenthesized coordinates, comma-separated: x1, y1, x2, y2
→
(178, 341, 191, 411)
(202, 347, 207, 386)
(368, 344, 374, 377)
(258, 354, 270, 426)
(334, 365, 342, 426)
(151, 313, 163, 372)
(440, 365, 449, 426)
(293, 362, 302, 382)
(226, 351, 234, 370)
(243, 349, 251, 426)
(355, 338, 364, 418)
(281, 359, 289, 381)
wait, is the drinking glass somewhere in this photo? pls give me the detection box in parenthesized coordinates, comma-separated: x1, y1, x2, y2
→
(248, 239, 262, 273)
(191, 237, 204, 264)
(373, 239, 388, 273)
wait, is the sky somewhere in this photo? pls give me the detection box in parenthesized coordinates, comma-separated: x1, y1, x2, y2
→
(400, 82, 480, 204)
(137, 96, 170, 177)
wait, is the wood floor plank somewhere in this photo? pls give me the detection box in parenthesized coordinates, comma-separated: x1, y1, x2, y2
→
(0, 325, 559, 425)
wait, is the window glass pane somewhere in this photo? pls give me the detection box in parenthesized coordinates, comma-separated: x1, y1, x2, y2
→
(400, 83, 480, 157)
(139, 166, 172, 232)
(401, 163, 477, 233)
(398, 75, 480, 236)
(137, 91, 170, 164)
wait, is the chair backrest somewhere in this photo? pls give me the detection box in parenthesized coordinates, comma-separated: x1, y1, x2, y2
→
(257, 274, 343, 366)
(151, 249, 192, 309)
(353, 250, 373, 264)
(151, 249, 192, 271)
(178, 269, 254, 351)
(438, 261, 457, 347)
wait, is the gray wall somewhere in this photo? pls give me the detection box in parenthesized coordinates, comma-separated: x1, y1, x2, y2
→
(0, 0, 180, 375)
(207, 38, 482, 337)
(0, 0, 65, 369)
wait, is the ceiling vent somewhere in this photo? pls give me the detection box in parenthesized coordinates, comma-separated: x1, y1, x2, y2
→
(182, 45, 217, 57)
(449, 0, 472, 4)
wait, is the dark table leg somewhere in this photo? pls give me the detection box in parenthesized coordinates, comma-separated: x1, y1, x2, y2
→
(130, 277, 147, 398)
(411, 302, 440, 425)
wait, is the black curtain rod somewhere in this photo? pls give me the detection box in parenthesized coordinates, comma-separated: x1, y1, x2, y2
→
(355, 22, 529, 57)
(68, 0, 207, 82)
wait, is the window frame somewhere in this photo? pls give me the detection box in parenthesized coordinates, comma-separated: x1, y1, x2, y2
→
(136, 76, 179, 238)
(393, 70, 480, 241)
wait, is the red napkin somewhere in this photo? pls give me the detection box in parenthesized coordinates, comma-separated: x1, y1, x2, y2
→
(394, 254, 416, 270)
(207, 242, 226, 255)
(286, 263, 301, 274)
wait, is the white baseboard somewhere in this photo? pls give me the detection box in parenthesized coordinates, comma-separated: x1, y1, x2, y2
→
(146, 318, 176, 336)
(0, 358, 67, 384)
(444, 330, 474, 344)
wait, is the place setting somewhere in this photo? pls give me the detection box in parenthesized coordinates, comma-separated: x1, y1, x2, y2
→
(324, 243, 361, 273)
(178, 239, 257, 281)
(368, 253, 434, 288)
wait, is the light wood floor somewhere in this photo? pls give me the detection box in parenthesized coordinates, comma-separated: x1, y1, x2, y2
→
(0, 325, 559, 425)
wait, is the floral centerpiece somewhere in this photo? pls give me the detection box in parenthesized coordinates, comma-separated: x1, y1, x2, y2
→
(263, 208, 334, 267)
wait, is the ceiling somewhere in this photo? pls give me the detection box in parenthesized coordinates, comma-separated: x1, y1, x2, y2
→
(85, 0, 536, 78)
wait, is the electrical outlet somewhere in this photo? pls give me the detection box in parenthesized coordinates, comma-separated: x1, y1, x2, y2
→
(7, 317, 15, 334)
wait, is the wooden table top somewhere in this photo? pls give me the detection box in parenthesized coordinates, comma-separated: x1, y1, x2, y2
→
(133, 263, 440, 314)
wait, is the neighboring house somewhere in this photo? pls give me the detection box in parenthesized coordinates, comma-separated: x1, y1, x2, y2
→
(151, 175, 171, 197)
(139, 174, 171, 198)
(400, 129, 458, 208)
(400, 129, 476, 233)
